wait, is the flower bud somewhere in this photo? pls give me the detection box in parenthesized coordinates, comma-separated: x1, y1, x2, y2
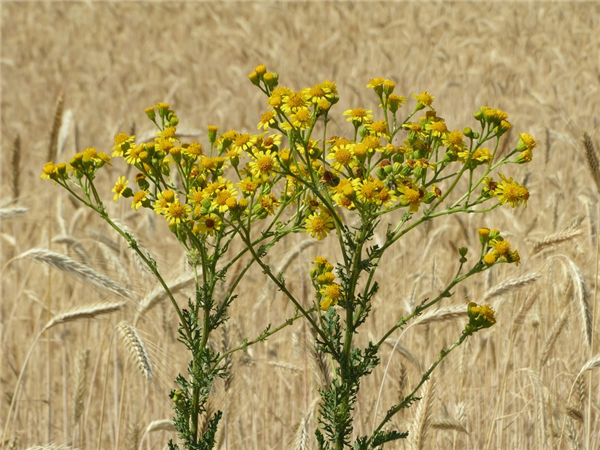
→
(248, 71, 260, 86)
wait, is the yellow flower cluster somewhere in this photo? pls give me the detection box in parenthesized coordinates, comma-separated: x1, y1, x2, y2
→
(478, 228, 520, 266)
(310, 256, 343, 310)
(41, 64, 535, 247)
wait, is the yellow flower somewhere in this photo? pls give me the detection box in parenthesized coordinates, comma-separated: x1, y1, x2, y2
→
(112, 176, 129, 203)
(398, 184, 422, 213)
(467, 302, 496, 329)
(249, 150, 279, 182)
(413, 91, 435, 110)
(288, 106, 313, 130)
(195, 213, 222, 236)
(326, 144, 355, 173)
(182, 142, 203, 159)
(237, 178, 259, 195)
(302, 83, 332, 104)
(366, 78, 385, 95)
(516, 133, 538, 152)
(343, 108, 373, 124)
(496, 174, 528, 208)
(257, 111, 277, 131)
(163, 200, 191, 225)
(355, 179, 380, 204)
(125, 144, 146, 165)
(305, 211, 335, 240)
(41, 162, 57, 180)
(364, 119, 389, 138)
(320, 283, 343, 310)
(232, 133, 256, 154)
(132, 190, 149, 210)
(259, 193, 281, 215)
(112, 132, 135, 157)
(424, 119, 448, 138)
(281, 92, 309, 114)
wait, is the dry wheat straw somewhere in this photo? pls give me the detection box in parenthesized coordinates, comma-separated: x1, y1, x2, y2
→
(0, 207, 28, 219)
(72, 349, 90, 426)
(481, 272, 540, 302)
(25, 446, 75, 450)
(47, 93, 64, 163)
(13, 249, 133, 300)
(539, 308, 569, 366)
(11, 134, 20, 201)
(117, 322, 153, 380)
(583, 132, 600, 193)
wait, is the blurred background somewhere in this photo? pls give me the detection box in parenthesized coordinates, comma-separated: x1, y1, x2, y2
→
(1, 2, 599, 449)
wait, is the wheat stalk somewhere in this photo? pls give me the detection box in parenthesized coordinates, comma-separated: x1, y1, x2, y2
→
(117, 322, 153, 380)
(13, 249, 133, 300)
(583, 132, 600, 193)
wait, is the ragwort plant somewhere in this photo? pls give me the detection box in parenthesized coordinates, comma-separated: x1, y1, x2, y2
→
(238, 66, 533, 449)
(41, 64, 536, 449)
(41, 101, 311, 448)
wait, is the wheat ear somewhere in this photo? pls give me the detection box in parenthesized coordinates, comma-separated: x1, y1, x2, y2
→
(47, 93, 64, 163)
(72, 349, 90, 426)
(11, 134, 20, 201)
(11, 249, 133, 300)
(481, 272, 540, 302)
(0, 207, 28, 219)
(117, 322, 153, 380)
(583, 132, 600, 193)
(410, 377, 435, 450)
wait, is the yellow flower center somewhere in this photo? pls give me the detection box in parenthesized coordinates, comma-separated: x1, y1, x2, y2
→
(168, 202, 186, 219)
(257, 156, 274, 173)
(361, 182, 377, 199)
(310, 216, 328, 233)
(371, 120, 387, 134)
(432, 121, 447, 133)
(286, 93, 305, 108)
(494, 240, 511, 256)
(216, 191, 231, 206)
(334, 148, 353, 165)
(295, 108, 311, 122)
(404, 188, 420, 204)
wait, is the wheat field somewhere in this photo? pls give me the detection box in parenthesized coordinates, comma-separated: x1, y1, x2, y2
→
(1, 1, 600, 449)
